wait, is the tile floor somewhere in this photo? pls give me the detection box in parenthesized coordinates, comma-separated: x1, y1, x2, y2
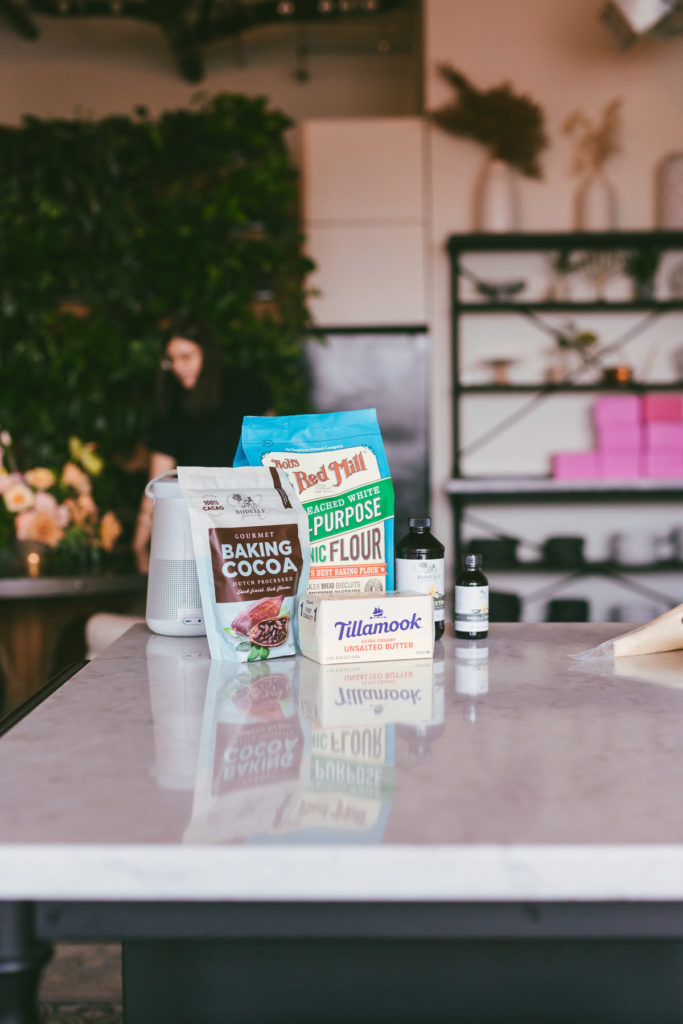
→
(39, 943, 122, 1023)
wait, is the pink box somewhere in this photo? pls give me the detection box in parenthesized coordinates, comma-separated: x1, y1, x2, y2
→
(643, 451, 683, 478)
(643, 421, 683, 450)
(642, 394, 683, 422)
(552, 452, 599, 479)
(593, 396, 642, 426)
(598, 453, 641, 479)
(596, 424, 642, 452)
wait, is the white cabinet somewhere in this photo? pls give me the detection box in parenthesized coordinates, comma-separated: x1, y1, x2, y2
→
(299, 117, 428, 327)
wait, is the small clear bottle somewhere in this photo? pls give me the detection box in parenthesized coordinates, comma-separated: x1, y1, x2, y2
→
(454, 553, 489, 639)
(395, 517, 445, 640)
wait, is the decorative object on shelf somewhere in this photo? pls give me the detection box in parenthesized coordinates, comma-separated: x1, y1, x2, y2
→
(581, 249, 624, 300)
(429, 64, 548, 232)
(625, 246, 661, 300)
(601, 364, 633, 385)
(542, 536, 585, 568)
(546, 598, 590, 622)
(544, 249, 588, 301)
(610, 529, 668, 567)
(553, 322, 600, 381)
(466, 537, 519, 567)
(656, 152, 683, 229)
(563, 99, 622, 230)
(474, 278, 526, 303)
(0, 432, 122, 577)
(672, 344, 683, 379)
(668, 259, 683, 298)
(481, 358, 518, 386)
(473, 158, 521, 233)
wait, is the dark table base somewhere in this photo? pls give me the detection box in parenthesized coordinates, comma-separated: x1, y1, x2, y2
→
(3, 901, 683, 1024)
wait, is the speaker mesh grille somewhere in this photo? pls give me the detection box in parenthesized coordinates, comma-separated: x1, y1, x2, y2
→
(148, 559, 202, 619)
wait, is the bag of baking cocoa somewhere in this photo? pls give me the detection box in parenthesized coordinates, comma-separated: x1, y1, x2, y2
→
(177, 466, 310, 661)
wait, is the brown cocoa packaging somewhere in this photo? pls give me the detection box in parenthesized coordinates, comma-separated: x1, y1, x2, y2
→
(178, 466, 311, 661)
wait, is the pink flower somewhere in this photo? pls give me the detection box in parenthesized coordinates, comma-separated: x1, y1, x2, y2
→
(15, 509, 64, 548)
(61, 461, 91, 495)
(34, 491, 71, 528)
(3, 480, 35, 513)
(24, 467, 56, 491)
(100, 511, 122, 552)
(0, 472, 22, 495)
(34, 491, 57, 513)
(66, 493, 98, 528)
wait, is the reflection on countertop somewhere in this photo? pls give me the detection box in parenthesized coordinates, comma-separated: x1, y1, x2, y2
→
(6, 622, 683, 859)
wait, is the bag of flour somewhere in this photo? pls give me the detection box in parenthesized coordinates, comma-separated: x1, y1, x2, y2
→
(178, 466, 310, 661)
(234, 409, 395, 595)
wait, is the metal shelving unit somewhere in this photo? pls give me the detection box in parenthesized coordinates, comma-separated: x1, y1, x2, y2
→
(446, 230, 683, 607)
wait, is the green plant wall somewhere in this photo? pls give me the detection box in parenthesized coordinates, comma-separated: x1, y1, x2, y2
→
(0, 92, 315, 530)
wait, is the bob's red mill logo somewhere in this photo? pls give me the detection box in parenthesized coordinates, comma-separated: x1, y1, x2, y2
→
(287, 450, 368, 496)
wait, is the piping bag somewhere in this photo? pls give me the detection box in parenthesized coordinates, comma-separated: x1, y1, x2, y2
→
(571, 603, 683, 661)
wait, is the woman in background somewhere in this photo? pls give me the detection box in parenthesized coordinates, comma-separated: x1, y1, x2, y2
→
(133, 314, 272, 571)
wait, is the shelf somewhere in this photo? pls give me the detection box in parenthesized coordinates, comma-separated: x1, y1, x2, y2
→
(460, 382, 683, 394)
(476, 560, 683, 575)
(447, 230, 683, 254)
(311, 324, 429, 335)
(455, 300, 683, 313)
(446, 477, 683, 500)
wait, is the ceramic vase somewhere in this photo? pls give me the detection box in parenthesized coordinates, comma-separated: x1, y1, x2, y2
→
(474, 157, 520, 233)
(574, 171, 618, 231)
(656, 153, 683, 229)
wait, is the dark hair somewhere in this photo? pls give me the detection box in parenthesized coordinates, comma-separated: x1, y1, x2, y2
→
(155, 313, 222, 418)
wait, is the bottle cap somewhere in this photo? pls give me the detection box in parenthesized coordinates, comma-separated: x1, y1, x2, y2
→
(408, 517, 431, 531)
(464, 553, 482, 569)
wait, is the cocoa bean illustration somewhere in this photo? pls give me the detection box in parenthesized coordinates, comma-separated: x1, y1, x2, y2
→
(231, 596, 284, 636)
(249, 616, 289, 648)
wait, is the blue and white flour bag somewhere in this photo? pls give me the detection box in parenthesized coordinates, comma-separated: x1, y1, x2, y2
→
(178, 466, 310, 661)
(234, 409, 395, 595)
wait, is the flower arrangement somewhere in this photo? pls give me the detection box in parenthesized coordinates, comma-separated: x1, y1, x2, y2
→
(0, 431, 122, 573)
(563, 99, 622, 177)
(429, 65, 548, 178)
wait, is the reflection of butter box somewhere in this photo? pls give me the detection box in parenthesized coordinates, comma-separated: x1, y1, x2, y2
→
(298, 591, 434, 664)
(299, 657, 434, 726)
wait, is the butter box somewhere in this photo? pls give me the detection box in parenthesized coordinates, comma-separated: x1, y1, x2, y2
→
(298, 591, 434, 664)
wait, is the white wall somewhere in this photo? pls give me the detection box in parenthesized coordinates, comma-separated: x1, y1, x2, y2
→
(423, 0, 683, 615)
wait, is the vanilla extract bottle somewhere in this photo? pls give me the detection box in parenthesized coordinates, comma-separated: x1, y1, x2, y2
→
(454, 553, 489, 640)
(395, 517, 445, 640)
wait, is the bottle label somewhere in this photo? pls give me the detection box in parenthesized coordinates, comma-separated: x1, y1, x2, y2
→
(454, 585, 489, 633)
(395, 557, 445, 622)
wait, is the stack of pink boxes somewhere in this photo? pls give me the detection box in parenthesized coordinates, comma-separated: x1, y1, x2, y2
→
(553, 393, 683, 480)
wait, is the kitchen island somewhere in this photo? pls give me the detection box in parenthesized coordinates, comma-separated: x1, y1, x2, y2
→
(2, 621, 683, 1022)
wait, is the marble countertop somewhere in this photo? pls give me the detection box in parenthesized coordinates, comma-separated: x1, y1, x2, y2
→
(2, 621, 683, 902)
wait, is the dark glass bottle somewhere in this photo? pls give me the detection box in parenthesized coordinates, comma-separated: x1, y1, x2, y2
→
(454, 553, 489, 640)
(395, 517, 445, 640)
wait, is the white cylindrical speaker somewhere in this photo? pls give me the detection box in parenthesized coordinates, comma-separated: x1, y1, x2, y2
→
(146, 472, 206, 637)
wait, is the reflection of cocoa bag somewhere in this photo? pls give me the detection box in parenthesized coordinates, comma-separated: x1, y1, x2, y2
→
(184, 658, 311, 844)
(178, 466, 310, 661)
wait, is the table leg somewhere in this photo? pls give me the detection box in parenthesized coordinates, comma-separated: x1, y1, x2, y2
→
(0, 902, 51, 1024)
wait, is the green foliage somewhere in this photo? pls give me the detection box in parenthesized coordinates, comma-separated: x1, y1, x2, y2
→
(0, 92, 315, 531)
(430, 65, 548, 178)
